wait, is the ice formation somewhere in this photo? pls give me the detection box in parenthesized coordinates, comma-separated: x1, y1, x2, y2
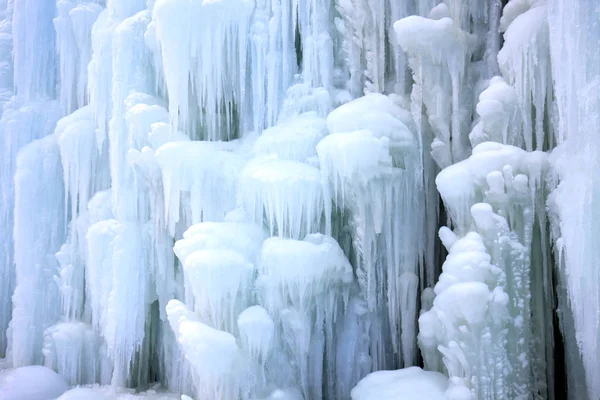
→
(0, 0, 598, 399)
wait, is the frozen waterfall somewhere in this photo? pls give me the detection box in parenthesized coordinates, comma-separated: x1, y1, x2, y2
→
(0, 0, 598, 399)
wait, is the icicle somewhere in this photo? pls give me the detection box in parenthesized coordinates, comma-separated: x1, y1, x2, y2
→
(156, 141, 245, 235)
(54, 1, 103, 114)
(12, 0, 57, 100)
(498, 2, 552, 151)
(237, 306, 274, 370)
(42, 322, 113, 385)
(238, 156, 325, 239)
(296, 0, 334, 90)
(152, 0, 254, 139)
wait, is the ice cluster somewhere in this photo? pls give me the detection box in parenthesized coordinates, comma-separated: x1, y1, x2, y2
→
(0, 0, 597, 400)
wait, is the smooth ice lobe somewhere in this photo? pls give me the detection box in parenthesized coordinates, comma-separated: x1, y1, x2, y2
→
(0, 365, 69, 400)
(350, 367, 448, 400)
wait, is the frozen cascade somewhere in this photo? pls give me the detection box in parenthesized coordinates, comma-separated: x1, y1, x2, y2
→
(547, 0, 600, 398)
(0, 0, 598, 400)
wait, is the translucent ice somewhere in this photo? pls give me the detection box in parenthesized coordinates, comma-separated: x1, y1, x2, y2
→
(238, 157, 325, 239)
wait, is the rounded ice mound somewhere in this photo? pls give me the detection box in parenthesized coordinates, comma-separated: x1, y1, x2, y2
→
(258, 233, 354, 301)
(326, 93, 414, 152)
(350, 366, 448, 400)
(317, 130, 392, 204)
(253, 111, 328, 162)
(174, 221, 265, 265)
(0, 366, 69, 400)
(237, 305, 274, 363)
(259, 388, 304, 400)
(166, 299, 239, 377)
(57, 388, 112, 400)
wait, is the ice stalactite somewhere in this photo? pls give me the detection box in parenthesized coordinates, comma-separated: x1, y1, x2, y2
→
(498, 1, 553, 151)
(54, 1, 103, 114)
(296, 0, 335, 91)
(249, 0, 297, 133)
(12, 0, 57, 100)
(42, 322, 112, 386)
(152, 0, 253, 139)
(157, 141, 244, 236)
(239, 156, 325, 239)
(334, 0, 386, 95)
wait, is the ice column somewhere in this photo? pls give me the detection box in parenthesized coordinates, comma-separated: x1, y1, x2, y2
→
(4, 0, 64, 366)
(9, 135, 66, 367)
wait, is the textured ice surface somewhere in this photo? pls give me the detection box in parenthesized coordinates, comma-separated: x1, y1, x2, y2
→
(239, 157, 325, 239)
(43, 322, 112, 386)
(253, 112, 328, 162)
(0, 0, 596, 399)
(156, 141, 245, 234)
(548, 0, 600, 398)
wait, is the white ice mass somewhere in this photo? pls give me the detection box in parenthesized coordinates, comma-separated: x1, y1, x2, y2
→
(0, 0, 597, 399)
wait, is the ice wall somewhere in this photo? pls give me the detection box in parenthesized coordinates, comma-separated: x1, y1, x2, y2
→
(548, 0, 600, 399)
(0, 0, 62, 361)
(0, 0, 597, 399)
